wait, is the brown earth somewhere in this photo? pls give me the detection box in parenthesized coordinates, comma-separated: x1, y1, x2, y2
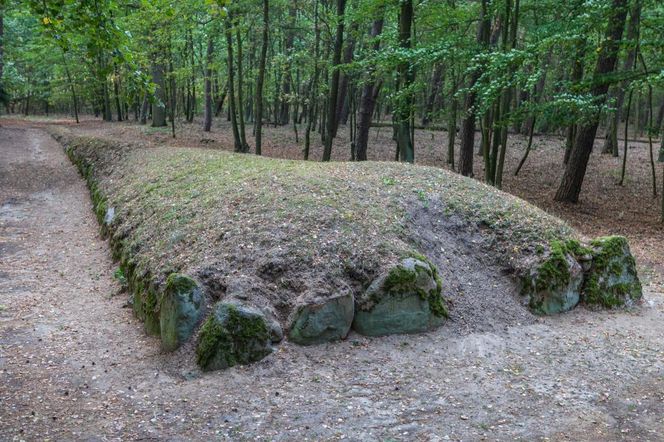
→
(0, 118, 663, 440)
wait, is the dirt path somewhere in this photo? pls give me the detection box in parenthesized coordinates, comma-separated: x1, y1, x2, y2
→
(1, 124, 664, 441)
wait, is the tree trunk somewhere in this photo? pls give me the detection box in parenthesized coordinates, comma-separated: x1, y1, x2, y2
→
(255, 0, 269, 155)
(422, 64, 444, 127)
(215, 82, 228, 117)
(236, 27, 250, 152)
(334, 24, 357, 135)
(140, 94, 148, 124)
(396, 0, 414, 163)
(151, 61, 167, 127)
(113, 64, 123, 122)
(278, 5, 297, 125)
(225, 19, 242, 152)
(304, 0, 321, 161)
(355, 17, 384, 161)
(1, 9, 6, 111)
(0, 8, 3, 83)
(61, 52, 79, 124)
(447, 92, 457, 168)
(554, 0, 629, 203)
(323, 0, 347, 162)
(188, 29, 196, 123)
(494, 0, 519, 189)
(563, 40, 586, 164)
(458, 0, 490, 176)
(602, 0, 641, 155)
(203, 35, 214, 132)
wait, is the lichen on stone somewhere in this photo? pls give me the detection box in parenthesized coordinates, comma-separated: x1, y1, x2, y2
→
(196, 303, 272, 371)
(583, 236, 642, 308)
(353, 256, 447, 336)
(521, 239, 586, 315)
(160, 273, 204, 351)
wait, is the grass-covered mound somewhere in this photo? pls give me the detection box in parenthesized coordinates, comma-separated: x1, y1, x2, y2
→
(52, 129, 643, 370)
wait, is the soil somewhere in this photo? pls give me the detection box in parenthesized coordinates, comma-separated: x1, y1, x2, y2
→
(1, 120, 664, 440)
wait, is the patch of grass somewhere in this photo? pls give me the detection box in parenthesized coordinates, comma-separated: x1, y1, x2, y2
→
(113, 267, 127, 285)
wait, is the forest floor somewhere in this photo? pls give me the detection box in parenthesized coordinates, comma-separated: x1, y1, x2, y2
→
(1, 118, 664, 440)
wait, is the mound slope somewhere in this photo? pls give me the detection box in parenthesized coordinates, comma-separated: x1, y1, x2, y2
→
(52, 129, 643, 370)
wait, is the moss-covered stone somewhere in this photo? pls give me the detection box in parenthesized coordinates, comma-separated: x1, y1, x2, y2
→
(143, 284, 161, 336)
(288, 293, 354, 345)
(521, 240, 584, 315)
(352, 257, 447, 337)
(196, 303, 272, 371)
(583, 236, 642, 308)
(160, 273, 205, 351)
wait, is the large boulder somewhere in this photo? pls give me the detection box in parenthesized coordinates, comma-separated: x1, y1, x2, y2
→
(288, 291, 354, 345)
(160, 274, 205, 351)
(583, 236, 642, 308)
(196, 303, 272, 371)
(520, 240, 584, 315)
(352, 257, 447, 337)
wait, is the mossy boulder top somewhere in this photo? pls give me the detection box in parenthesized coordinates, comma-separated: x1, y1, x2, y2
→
(584, 236, 642, 308)
(520, 236, 642, 315)
(353, 258, 448, 336)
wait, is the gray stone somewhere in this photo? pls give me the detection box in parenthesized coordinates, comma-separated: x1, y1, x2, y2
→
(267, 317, 284, 343)
(583, 236, 642, 308)
(104, 206, 115, 225)
(196, 303, 272, 371)
(523, 253, 583, 315)
(352, 257, 447, 337)
(160, 274, 204, 351)
(288, 292, 354, 345)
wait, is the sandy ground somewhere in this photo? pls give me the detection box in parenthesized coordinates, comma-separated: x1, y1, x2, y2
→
(1, 122, 664, 441)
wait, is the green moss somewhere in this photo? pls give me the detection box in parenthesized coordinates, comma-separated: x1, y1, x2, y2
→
(532, 240, 571, 293)
(113, 267, 128, 288)
(385, 254, 448, 318)
(564, 239, 592, 258)
(384, 266, 419, 293)
(196, 304, 271, 371)
(583, 236, 642, 308)
(427, 287, 449, 318)
(143, 285, 161, 336)
(166, 273, 198, 294)
(196, 315, 226, 369)
(526, 238, 589, 295)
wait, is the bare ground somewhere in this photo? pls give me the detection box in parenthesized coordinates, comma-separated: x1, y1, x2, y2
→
(1, 120, 664, 440)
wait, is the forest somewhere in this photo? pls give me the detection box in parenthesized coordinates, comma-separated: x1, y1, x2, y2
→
(2, 0, 664, 440)
(1, 0, 663, 204)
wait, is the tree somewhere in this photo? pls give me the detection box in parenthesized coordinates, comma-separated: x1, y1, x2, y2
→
(254, 0, 268, 155)
(554, 0, 629, 203)
(356, 16, 384, 162)
(203, 32, 214, 132)
(602, 0, 642, 156)
(458, 0, 490, 177)
(225, 15, 242, 152)
(395, 0, 414, 163)
(322, 0, 346, 162)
